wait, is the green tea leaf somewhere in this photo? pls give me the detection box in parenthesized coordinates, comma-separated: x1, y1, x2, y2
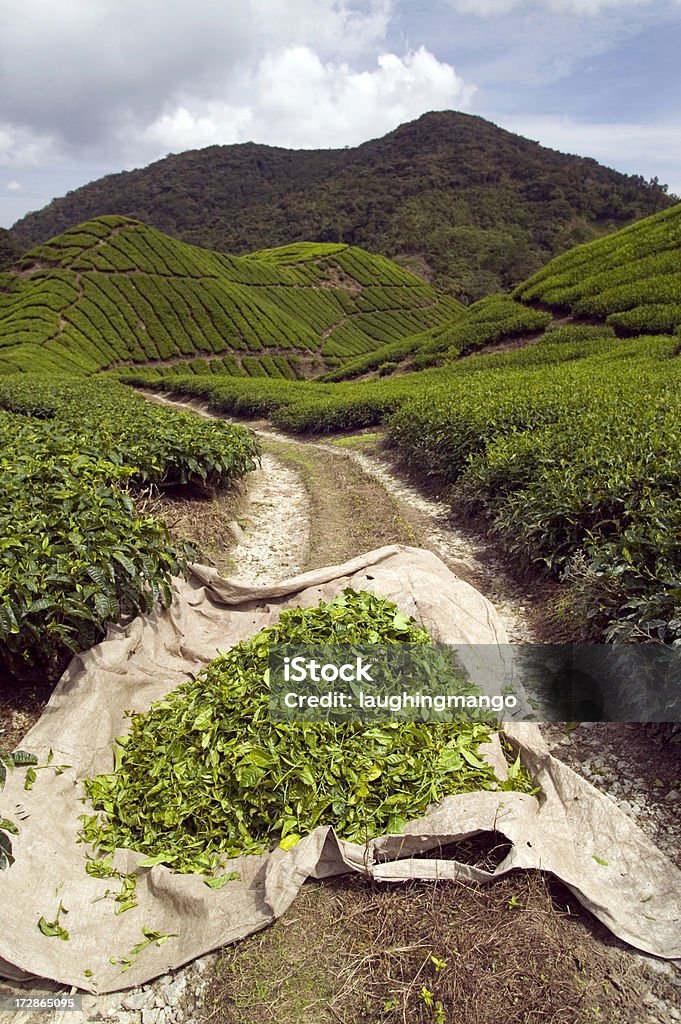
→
(279, 834, 301, 851)
(81, 590, 535, 873)
(204, 872, 240, 889)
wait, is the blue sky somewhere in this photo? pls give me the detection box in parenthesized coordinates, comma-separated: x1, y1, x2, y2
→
(1, 0, 679, 228)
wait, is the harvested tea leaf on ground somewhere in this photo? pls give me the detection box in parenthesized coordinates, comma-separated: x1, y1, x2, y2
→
(82, 590, 534, 873)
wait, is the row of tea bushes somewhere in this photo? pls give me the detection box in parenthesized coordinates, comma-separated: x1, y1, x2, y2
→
(389, 349, 681, 642)
(515, 204, 681, 336)
(0, 375, 260, 490)
(0, 376, 260, 681)
(127, 324, 648, 437)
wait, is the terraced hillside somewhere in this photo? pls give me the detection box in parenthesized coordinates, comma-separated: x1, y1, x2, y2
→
(326, 202, 681, 380)
(321, 293, 555, 380)
(514, 202, 681, 335)
(0, 215, 461, 378)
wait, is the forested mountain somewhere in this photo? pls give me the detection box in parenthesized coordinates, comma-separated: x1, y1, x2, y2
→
(10, 112, 674, 302)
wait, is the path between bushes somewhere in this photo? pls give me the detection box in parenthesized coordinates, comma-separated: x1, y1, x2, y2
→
(145, 392, 549, 644)
(1, 393, 679, 1024)
(147, 393, 681, 863)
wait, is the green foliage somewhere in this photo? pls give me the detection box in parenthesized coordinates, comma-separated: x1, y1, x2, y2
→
(388, 351, 681, 643)
(515, 204, 681, 335)
(85, 855, 139, 913)
(10, 112, 674, 303)
(38, 901, 69, 941)
(128, 371, 424, 435)
(320, 334, 426, 382)
(3, 196, 680, 658)
(0, 751, 19, 870)
(139, 304, 681, 643)
(453, 324, 622, 374)
(0, 377, 260, 679)
(320, 295, 550, 381)
(82, 589, 533, 872)
(0, 415, 179, 678)
(109, 926, 177, 973)
(126, 315, 639, 437)
(607, 303, 681, 334)
(0, 748, 39, 870)
(418, 294, 552, 361)
(0, 216, 458, 378)
(0, 375, 260, 489)
(0, 228, 20, 270)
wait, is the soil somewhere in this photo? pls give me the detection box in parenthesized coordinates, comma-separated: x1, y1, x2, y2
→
(1, 394, 680, 1024)
(199, 873, 679, 1024)
(152, 452, 311, 584)
(257, 435, 420, 571)
(0, 679, 52, 755)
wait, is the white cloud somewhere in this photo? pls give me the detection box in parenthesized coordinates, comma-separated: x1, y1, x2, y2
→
(0, 123, 58, 167)
(6, 181, 23, 192)
(0, 1, 395, 151)
(249, 0, 392, 56)
(1, 0, 476, 223)
(0, 0, 255, 142)
(140, 45, 473, 154)
(446, 0, 666, 14)
(140, 106, 254, 155)
(444, 0, 521, 12)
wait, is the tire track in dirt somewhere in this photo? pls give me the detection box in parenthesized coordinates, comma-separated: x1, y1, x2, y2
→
(144, 392, 547, 643)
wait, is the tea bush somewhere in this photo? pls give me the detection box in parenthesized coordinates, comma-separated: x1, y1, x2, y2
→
(389, 353, 681, 642)
(0, 377, 261, 680)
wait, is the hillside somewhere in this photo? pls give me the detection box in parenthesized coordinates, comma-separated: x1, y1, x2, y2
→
(514, 201, 681, 334)
(0, 215, 461, 377)
(10, 112, 675, 302)
(324, 202, 681, 380)
(127, 204, 681, 644)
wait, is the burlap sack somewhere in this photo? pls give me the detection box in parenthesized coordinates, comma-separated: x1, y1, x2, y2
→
(0, 546, 678, 994)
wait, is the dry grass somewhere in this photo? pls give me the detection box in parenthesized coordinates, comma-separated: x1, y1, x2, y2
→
(138, 482, 245, 575)
(199, 872, 674, 1024)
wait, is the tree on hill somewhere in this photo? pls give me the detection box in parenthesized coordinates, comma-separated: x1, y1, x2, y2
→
(0, 229, 19, 270)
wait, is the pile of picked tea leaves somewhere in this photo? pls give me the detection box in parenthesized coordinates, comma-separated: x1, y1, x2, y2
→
(82, 590, 533, 873)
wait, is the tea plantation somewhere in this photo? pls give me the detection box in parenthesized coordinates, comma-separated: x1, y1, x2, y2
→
(0, 215, 462, 379)
(132, 204, 681, 644)
(1, 205, 680, 678)
(515, 203, 681, 334)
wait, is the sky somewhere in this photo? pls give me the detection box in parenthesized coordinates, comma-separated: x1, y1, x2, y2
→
(1, 0, 680, 228)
